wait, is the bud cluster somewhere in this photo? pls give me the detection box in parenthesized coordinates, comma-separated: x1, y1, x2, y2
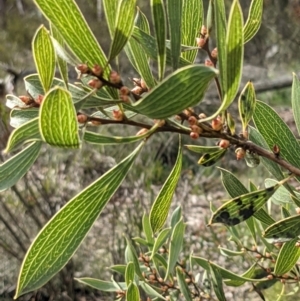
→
(19, 94, 44, 107)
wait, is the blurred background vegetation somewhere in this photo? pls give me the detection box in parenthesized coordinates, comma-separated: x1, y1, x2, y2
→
(0, 0, 300, 300)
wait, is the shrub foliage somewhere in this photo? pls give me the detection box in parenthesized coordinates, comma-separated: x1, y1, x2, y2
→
(2, 0, 300, 300)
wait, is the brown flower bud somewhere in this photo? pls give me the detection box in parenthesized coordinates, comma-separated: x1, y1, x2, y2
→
(91, 64, 103, 77)
(211, 116, 223, 131)
(267, 274, 274, 280)
(132, 78, 141, 86)
(131, 86, 143, 95)
(211, 47, 218, 59)
(219, 139, 230, 149)
(120, 94, 130, 103)
(35, 94, 44, 105)
(201, 25, 207, 36)
(235, 148, 246, 160)
(154, 119, 165, 127)
(188, 116, 198, 126)
(205, 59, 214, 67)
(198, 113, 207, 119)
(110, 70, 122, 84)
(77, 114, 88, 123)
(112, 110, 124, 121)
(19, 95, 34, 105)
(242, 130, 249, 139)
(296, 207, 300, 215)
(136, 128, 148, 136)
(190, 132, 199, 139)
(88, 78, 103, 89)
(196, 37, 206, 48)
(140, 79, 147, 90)
(77, 63, 89, 74)
(190, 124, 203, 134)
(119, 86, 130, 95)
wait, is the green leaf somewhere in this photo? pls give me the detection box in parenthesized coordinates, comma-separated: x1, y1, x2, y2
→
(14, 144, 143, 298)
(142, 213, 154, 244)
(125, 262, 135, 286)
(39, 87, 80, 148)
(292, 73, 300, 136)
(102, 0, 118, 37)
(201, 0, 244, 122)
(0, 142, 42, 192)
(151, 228, 171, 259)
(125, 38, 156, 89)
(150, 142, 182, 233)
(75, 278, 126, 292)
(140, 281, 166, 300)
(209, 185, 280, 226)
(238, 81, 256, 131)
(165, 219, 185, 280)
(265, 179, 292, 205)
(263, 215, 300, 242)
(214, 0, 227, 95)
(219, 246, 245, 257)
(133, 65, 217, 119)
(51, 24, 69, 87)
(198, 149, 227, 166)
(32, 25, 55, 93)
(169, 207, 181, 230)
(243, 0, 263, 44)
(10, 108, 39, 128)
(224, 264, 260, 287)
(108, 0, 136, 62)
(181, 0, 203, 62)
(83, 131, 146, 145)
(135, 8, 150, 33)
(274, 238, 300, 276)
(151, 0, 167, 80)
(249, 126, 285, 182)
(132, 27, 190, 68)
(167, 0, 183, 70)
(126, 282, 140, 301)
(253, 101, 300, 172)
(176, 267, 193, 301)
(210, 264, 226, 301)
(33, 0, 107, 70)
(192, 256, 267, 283)
(253, 209, 275, 227)
(186, 145, 223, 154)
(109, 264, 127, 276)
(125, 237, 144, 279)
(5, 118, 41, 153)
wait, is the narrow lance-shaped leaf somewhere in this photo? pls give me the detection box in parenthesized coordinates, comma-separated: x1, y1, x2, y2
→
(131, 26, 190, 68)
(0, 142, 42, 192)
(208, 184, 280, 226)
(39, 87, 80, 148)
(243, 0, 263, 44)
(176, 267, 193, 301)
(165, 219, 185, 280)
(292, 73, 300, 136)
(263, 215, 300, 242)
(5, 118, 41, 153)
(142, 213, 154, 244)
(210, 264, 227, 301)
(108, 0, 136, 62)
(14, 143, 143, 298)
(181, 0, 203, 63)
(201, 0, 244, 122)
(253, 101, 300, 171)
(238, 81, 256, 132)
(102, 0, 118, 37)
(135, 8, 150, 33)
(133, 65, 218, 119)
(75, 278, 126, 292)
(33, 0, 107, 71)
(198, 149, 227, 166)
(9, 108, 39, 128)
(214, 0, 227, 95)
(150, 228, 171, 259)
(125, 237, 144, 278)
(151, 0, 167, 81)
(126, 282, 140, 301)
(274, 238, 300, 276)
(32, 25, 55, 92)
(150, 141, 182, 233)
(167, 0, 182, 70)
(50, 24, 69, 87)
(125, 262, 135, 286)
(140, 281, 167, 300)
